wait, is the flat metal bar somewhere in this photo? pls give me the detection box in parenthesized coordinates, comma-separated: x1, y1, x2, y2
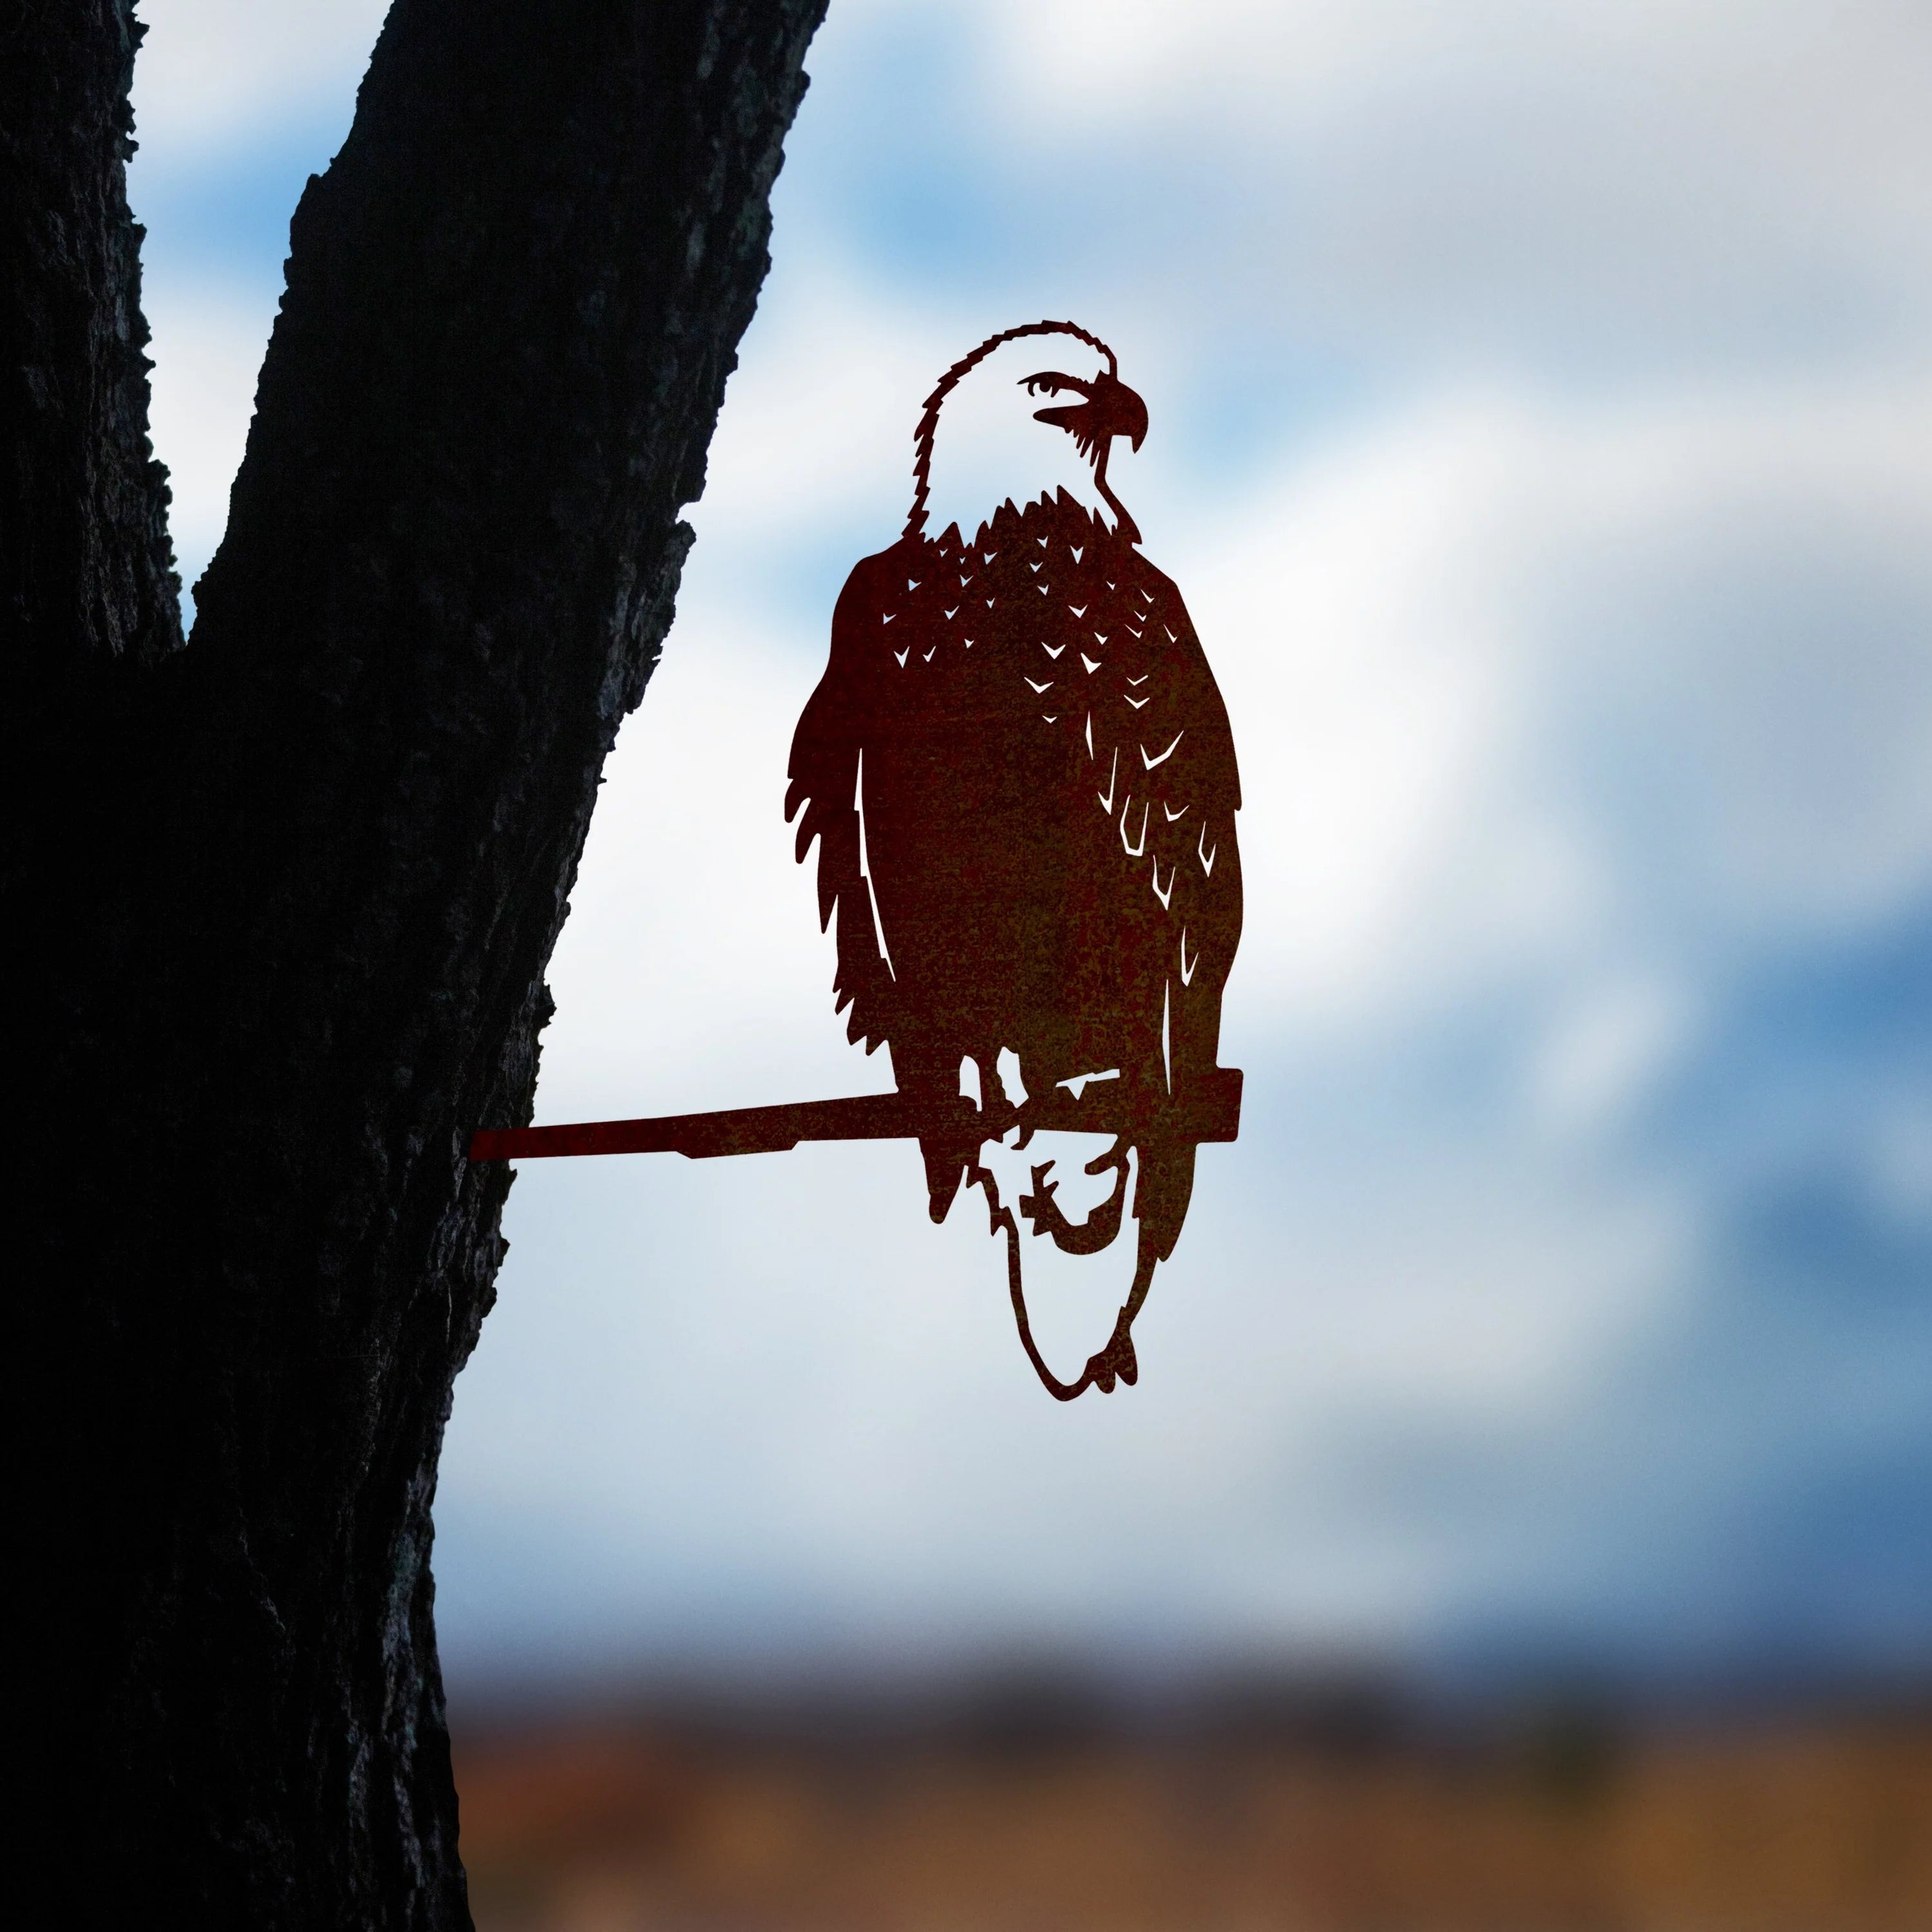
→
(469, 1068, 1241, 1162)
(469, 1092, 928, 1162)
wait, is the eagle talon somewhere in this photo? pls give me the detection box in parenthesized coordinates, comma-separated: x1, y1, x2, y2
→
(1084, 1337, 1137, 1394)
(1016, 1135, 1131, 1256)
(1017, 1160, 1059, 1231)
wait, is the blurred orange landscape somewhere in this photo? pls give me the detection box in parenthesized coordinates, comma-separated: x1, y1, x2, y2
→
(454, 1690, 1931, 1931)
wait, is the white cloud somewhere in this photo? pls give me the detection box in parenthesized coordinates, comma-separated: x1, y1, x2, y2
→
(1175, 395, 1531, 1028)
(686, 267, 949, 554)
(132, 0, 391, 151)
(819, 0, 1932, 369)
(1186, 374, 1932, 1034)
(1529, 971, 1696, 1133)
(140, 274, 279, 594)
(529, 614, 866, 1126)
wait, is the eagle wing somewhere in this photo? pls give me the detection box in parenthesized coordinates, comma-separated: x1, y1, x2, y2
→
(1065, 549, 1242, 1092)
(785, 544, 906, 1054)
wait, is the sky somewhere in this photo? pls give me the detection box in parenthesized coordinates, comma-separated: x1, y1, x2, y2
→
(129, 0, 1932, 1697)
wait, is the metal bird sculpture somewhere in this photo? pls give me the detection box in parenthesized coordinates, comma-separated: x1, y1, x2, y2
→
(785, 321, 1244, 1398)
(471, 321, 1242, 1400)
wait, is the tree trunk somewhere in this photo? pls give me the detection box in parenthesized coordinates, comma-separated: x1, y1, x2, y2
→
(5, 1, 824, 1922)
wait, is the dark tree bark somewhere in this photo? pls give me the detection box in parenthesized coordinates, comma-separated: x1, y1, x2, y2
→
(5, 1, 825, 1923)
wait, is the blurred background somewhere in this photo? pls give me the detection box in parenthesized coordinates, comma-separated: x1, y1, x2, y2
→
(132, 2, 1931, 1924)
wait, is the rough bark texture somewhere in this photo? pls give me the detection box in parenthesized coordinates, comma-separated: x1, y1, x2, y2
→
(6, 1, 824, 1924)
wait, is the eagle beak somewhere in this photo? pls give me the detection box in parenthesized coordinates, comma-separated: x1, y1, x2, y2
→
(1032, 401, 1090, 437)
(1021, 370, 1149, 466)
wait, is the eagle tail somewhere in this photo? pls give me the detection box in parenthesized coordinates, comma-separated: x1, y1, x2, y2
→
(999, 1207, 1160, 1403)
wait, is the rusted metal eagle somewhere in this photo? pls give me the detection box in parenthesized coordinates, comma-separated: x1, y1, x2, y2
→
(786, 321, 1244, 1399)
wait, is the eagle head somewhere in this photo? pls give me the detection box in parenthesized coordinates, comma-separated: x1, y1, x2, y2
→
(1021, 368, 1148, 464)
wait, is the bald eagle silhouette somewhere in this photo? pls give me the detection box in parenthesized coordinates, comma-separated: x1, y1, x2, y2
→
(786, 321, 1242, 1398)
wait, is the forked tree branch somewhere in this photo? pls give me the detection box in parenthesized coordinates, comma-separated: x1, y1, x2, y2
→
(9, 3, 826, 1923)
